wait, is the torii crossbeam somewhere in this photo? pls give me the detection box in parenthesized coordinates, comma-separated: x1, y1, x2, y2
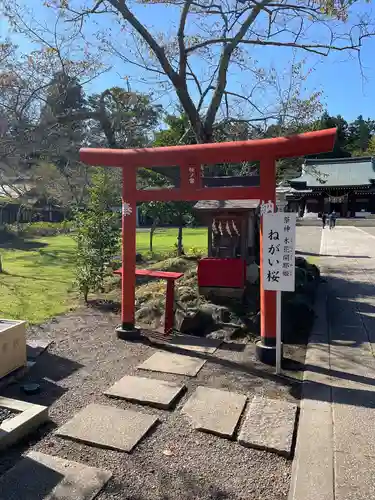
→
(80, 127, 336, 364)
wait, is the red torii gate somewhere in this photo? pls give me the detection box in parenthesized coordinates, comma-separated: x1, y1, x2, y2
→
(80, 128, 336, 364)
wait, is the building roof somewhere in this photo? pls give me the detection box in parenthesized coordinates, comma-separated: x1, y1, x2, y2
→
(290, 157, 375, 188)
(194, 199, 260, 211)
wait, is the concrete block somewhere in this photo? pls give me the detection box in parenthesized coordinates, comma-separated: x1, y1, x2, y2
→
(0, 319, 26, 378)
(288, 401, 334, 500)
(0, 397, 48, 451)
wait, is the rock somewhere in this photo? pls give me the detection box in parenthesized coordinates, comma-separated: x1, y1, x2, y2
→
(175, 307, 214, 337)
(248, 311, 261, 335)
(307, 263, 320, 280)
(295, 267, 308, 292)
(178, 286, 198, 303)
(246, 263, 260, 284)
(200, 303, 231, 323)
(282, 293, 315, 342)
(206, 326, 238, 341)
(295, 256, 308, 269)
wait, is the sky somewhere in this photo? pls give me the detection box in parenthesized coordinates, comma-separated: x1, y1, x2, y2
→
(1, 0, 375, 122)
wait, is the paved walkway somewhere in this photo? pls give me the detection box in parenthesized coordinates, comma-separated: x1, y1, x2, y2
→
(290, 226, 375, 500)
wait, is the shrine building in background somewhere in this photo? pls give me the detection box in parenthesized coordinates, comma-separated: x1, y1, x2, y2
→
(286, 156, 375, 218)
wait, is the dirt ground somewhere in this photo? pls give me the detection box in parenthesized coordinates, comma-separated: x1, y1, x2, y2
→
(0, 227, 321, 500)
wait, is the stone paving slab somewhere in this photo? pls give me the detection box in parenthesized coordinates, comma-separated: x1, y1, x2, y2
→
(167, 334, 222, 354)
(0, 451, 112, 500)
(182, 386, 247, 438)
(335, 450, 375, 500)
(105, 375, 185, 409)
(333, 401, 375, 456)
(238, 396, 297, 457)
(56, 403, 158, 452)
(138, 351, 206, 376)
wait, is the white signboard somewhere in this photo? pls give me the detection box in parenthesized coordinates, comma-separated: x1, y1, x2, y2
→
(262, 212, 296, 292)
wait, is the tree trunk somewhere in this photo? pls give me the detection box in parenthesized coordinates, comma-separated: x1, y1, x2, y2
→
(83, 285, 89, 303)
(177, 219, 183, 256)
(16, 205, 23, 235)
(149, 221, 157, 252)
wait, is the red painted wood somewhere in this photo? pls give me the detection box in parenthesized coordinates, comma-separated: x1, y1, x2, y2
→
(114, 267, 182, 334)
(197, 258, 246, 288)
(165, 279, 175, 334)
(259, 158, 277, 344)
(135, 186, 261, 203)
(80, 128, 336, 168)
(114, 268, 183, 280)
(121, 166, 137, 327)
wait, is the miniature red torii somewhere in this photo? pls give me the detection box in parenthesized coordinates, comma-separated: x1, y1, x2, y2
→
(80, 128, 336, 364)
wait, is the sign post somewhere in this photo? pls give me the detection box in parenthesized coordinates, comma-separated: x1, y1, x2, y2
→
(262, 212, 296, 374)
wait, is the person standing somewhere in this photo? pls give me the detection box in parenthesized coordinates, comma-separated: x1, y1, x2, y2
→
(322, 212, 327, 229)
(328, 210, 336, 229)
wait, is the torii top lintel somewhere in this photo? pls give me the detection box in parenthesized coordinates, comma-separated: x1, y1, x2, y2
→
(79, 128, 336, 203)
(80, 128, 336, 168)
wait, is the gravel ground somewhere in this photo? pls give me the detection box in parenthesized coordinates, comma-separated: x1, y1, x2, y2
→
(0, 407, 18, 424)
(0, 308, 298, 500)
(0, 227, 322, 500)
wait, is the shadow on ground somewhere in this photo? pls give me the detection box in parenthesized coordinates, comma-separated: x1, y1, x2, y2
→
(1, 350, 83, 408)
(292, 271, 375, 408)
(0, 236, 48, 251)
(296, 250, 370, 259)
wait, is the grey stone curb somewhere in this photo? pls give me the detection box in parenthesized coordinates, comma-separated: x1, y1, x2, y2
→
(288, 282, 334, 500)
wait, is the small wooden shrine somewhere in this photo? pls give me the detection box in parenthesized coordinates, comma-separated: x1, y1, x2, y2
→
(194, 198, 260, 297)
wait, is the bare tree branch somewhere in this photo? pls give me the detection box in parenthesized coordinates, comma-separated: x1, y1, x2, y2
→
(178, 0, 193, 78)
(186, 35, 374, 56)
(204, 0, 272, 137)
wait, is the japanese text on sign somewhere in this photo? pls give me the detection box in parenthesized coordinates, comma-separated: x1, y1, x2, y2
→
(262, 213, 296, 291)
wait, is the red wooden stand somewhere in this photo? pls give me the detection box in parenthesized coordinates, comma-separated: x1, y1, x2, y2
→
(114, 268, 183, 334)
(81, 128, 336, 363)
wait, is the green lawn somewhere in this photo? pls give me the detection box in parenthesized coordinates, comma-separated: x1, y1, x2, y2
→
(0, 228, 207, 324)
(0, 235, 77, 324)
(136, 227, 207, 254)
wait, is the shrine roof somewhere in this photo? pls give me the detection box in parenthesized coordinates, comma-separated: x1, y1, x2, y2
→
(290, 157, 375, 188)
(194, 199, 260, 211)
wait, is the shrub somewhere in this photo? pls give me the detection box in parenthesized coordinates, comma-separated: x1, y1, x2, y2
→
(73, 171, 120, 302)
(6, 221, 73, 237)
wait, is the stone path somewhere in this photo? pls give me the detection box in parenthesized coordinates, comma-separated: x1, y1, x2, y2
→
(290, 226, 375, 500)
(54, 333, 296, 457)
